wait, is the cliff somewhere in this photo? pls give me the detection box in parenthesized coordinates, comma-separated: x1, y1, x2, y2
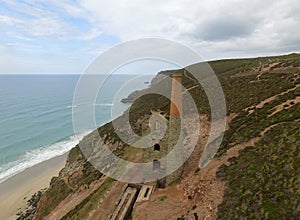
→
(120, 69, 177, 103)
(25, 53, 300, 219)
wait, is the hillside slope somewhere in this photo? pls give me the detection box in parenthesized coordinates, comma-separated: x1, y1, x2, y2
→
(21, 53, 300, 220)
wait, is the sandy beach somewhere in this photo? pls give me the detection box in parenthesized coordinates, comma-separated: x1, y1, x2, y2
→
(0, 153, 68, 220)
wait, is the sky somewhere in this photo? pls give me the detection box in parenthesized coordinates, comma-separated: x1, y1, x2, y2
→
(0, 0, 299, 74)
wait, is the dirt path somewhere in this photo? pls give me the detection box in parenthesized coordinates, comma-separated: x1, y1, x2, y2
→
(193, 83, 300, 218)
(191, 123, 281, 219)
(268, 96, 300, 117)
(247, 83, 300, 113)
(45, 177, 106, 220)
(256, 62, 280, 81)
(87, 181, 126, 220)
(199, 123, 277, 180)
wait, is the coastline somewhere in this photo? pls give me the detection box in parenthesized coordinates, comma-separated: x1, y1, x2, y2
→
(0, 153, 68, 220)
(0, 75, 150, 219)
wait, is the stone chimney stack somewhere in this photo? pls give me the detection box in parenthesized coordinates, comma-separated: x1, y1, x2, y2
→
(169, 71, 183, 116)
(166, 70, 184, 186)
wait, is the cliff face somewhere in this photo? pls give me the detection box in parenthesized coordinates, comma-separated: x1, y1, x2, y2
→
(33, 53, 300, 219)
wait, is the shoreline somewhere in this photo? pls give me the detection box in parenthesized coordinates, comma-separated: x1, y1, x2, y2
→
(0, 153, 68, 220)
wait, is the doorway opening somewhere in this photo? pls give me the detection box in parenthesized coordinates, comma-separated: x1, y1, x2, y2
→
(153, 160, 160, 171)
(154, 143, 160, 151)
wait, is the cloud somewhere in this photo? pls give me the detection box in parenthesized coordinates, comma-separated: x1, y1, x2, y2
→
(79, 28, 103, 40)
(77, 0, 299, 58)
(0, 2, 66, 40)
(0, 15, 21, 26)
(191, 16, 258, 41)
(0, 0, 299, 73)
(78, 0, 195, 39)
(0, 0, 99, 41)
(2, 0, 299, 51)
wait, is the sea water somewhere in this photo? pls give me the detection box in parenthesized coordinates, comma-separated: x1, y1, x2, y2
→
(0, 74, 153, 183)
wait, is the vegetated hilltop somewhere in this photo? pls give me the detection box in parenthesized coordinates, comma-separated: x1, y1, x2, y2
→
(22, 53, 299, 220)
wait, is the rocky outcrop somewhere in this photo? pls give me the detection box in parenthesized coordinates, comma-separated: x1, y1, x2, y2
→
(121, 70, 177, 103)
(16, 190, 45, 220)
(121, 90, 146, 103)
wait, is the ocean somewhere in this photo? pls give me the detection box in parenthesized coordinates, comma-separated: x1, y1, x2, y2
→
(0, 74, 153, 183)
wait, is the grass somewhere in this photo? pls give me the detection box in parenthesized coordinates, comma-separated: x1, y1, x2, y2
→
(217, 86, 300, 157)
(35, 53, 300, 219)
(158, 195, 167, 201)
(35, 146, 102, 219)
(35, 178, 73, 220)
(217, 121, 300, 219)
(61, 177, 115, 220)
